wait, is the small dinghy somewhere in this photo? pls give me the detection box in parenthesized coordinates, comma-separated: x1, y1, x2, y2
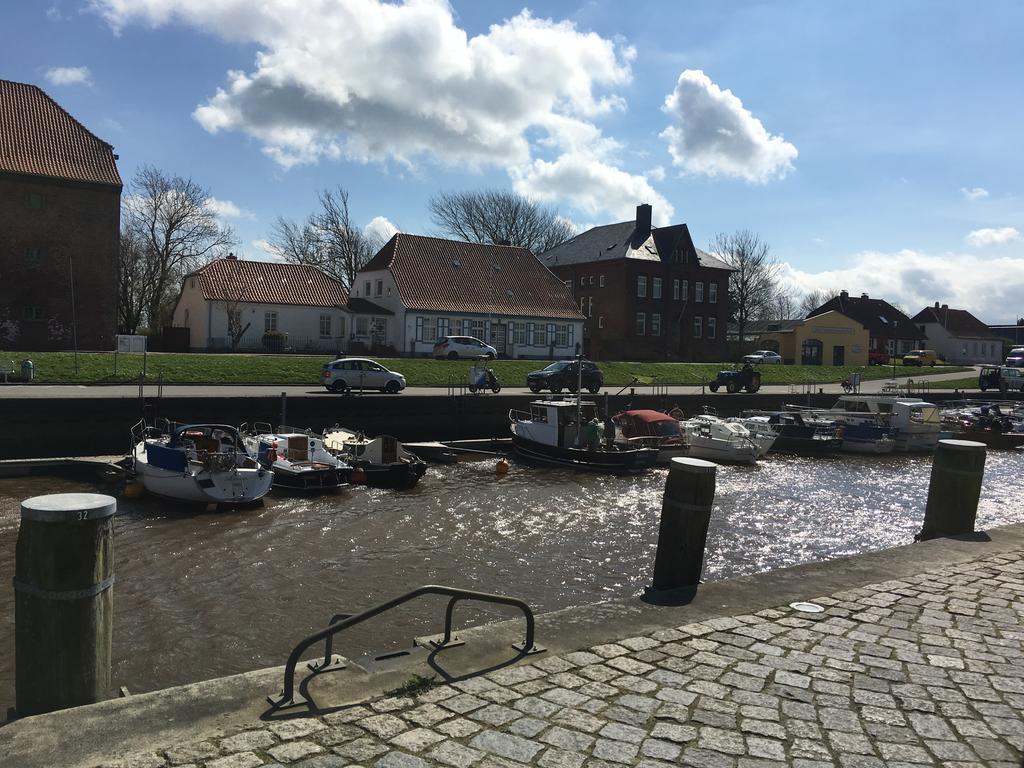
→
(322, 427, 427, 490)
(242, 423, 352, 491)
(131, 420, 273, 505)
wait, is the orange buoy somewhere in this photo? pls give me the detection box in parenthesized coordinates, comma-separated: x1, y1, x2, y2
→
(123, 482, 145, 499)
(351, 467, 368, 484)
(495, 458, 510, 475)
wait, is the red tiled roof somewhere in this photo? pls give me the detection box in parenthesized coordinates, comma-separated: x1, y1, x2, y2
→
(911, 305, 999, 338)
(363, 234, 583, 320)
(195, 258, 348, 307)
(0, 79, 122, 187)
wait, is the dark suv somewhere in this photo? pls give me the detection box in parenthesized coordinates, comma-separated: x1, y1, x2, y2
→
(527, 360, 604, 394)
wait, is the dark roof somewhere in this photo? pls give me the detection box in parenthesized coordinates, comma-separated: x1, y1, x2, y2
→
(361, 234, 583, 320)
(0, 79, 121, 187)
(911, 305, 1000, 339)
(347, 297, 393, 315)
(539, 219, 733, 272)
(193, 258, 348, 307)
(737, 319, 804, 334)
(807, 293, 924, 341)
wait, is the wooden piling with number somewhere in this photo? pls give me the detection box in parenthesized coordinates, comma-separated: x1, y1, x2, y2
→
(918, 439, 986, 541)
(653, 457, 717, 590)
(14, 493, 115, 717)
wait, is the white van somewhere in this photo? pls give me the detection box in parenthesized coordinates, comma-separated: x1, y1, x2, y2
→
(1005, 347, 1024, 367)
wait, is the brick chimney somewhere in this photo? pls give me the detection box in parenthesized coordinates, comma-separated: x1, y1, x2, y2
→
(226, 252, 237, 260)
(635, 203, 652, 240)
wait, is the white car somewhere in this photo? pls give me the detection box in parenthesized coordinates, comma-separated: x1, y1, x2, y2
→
(743, 350, 782, 365)
(321, 358, 406, 394)
(433, 335, 497, 360)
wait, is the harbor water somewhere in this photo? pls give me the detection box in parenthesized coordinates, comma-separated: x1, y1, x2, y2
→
(1, 451, 1023, 711)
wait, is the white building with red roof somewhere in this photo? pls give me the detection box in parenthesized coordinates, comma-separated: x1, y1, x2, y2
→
(352, 234, 584, 358)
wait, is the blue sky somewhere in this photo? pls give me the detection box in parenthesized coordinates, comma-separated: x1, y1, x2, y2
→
(5, 0, 1024, 320)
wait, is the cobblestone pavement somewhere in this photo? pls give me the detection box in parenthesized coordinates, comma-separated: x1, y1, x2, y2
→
(97, 550, 1023, 768)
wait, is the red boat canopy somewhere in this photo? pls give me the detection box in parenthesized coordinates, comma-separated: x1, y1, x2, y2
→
(621, 410, 677, 424)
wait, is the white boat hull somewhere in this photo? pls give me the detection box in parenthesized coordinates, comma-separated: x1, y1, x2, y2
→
(841, 438, 895, 454)
(134, 443, 272, 505)
(685, 439, 758, 465)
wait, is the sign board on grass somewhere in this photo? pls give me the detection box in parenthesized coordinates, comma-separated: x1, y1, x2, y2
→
(116, 335, 147, 354)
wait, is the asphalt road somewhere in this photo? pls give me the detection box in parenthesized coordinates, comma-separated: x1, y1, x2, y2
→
(0, 366, 981, 399)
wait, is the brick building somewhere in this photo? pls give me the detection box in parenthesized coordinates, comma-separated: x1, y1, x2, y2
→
(539, 204, 733, 361)
(0, 80, 122, 351)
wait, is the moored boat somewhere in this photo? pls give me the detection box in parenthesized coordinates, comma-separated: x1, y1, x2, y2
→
(241, 423, 352, 491)
(827, 394, 941, 452)
(614, 409, 688, 464)
(680, 414, 759, 464)
(739, 412, 842, 454)
(322, 427, 427, 490)
(131, 420, 273, 505)
(510, 399, 658, 473)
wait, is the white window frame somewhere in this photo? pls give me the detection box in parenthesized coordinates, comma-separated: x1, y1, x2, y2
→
(587, 296, 593, 317)
(651, 313, 661, 337)
(599, 274, 606, 287)
(693, 316, 702, 338)
(652, 277, 662, 299)
(673, 279, 680, 300)
(707, 317, 716, 339)
(695, 282, 704, 303)
(319, 314, 332, 338)
(637, 275, 647, 298)
(636, 312, 646, 336)
(709, 282, 718, 304)
(682, 280, 688, 301)
(598, 316, 604, 329)
(264, 312, 278, 332)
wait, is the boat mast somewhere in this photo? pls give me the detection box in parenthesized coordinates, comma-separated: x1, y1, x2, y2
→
(576, 353, 583, 447)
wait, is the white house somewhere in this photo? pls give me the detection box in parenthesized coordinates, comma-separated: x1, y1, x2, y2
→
(910, 303, 1003, 364)
(172, 256, 351, 353)
(350, 234, 585, 358)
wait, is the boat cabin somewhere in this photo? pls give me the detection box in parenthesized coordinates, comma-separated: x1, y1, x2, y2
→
(616, 410, 683, 445)
(511, 399, 600, 448)
(832, 395, 940, 428)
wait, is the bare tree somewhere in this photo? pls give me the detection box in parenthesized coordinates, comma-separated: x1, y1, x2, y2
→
(769, 287, 799, 321)
(207, 255, 252, 351)
(268, 186, 378, 289)
(121, 165, 235, 330)
(711, 230, 780, 350)
(799, 288, 838, 317)
(429, 189, 575, 254)
(117, 224, 150, 333)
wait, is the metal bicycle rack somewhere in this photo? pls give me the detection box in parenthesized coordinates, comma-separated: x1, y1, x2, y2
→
(268, 584, 543, 710)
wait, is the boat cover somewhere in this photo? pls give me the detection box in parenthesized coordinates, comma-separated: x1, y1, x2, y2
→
(145, 441, 187, 472)
(621, 410, 677, 423)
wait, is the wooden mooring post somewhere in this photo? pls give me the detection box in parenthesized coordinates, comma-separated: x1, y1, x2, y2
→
(652, 457, 717, 590)
(14, 493, 115, 717)
(918, 439, 987, 541)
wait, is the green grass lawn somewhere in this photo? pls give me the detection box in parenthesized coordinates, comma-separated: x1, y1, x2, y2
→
(1, 350, 973, 387)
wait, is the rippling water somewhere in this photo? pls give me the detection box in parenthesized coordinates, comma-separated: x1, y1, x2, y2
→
(1, 451, 1023, 709)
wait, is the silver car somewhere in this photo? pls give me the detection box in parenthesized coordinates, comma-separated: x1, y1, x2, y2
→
(432, 335, 497, 360)
(743, 350, 783, 364)
(321, 358, 406, 394)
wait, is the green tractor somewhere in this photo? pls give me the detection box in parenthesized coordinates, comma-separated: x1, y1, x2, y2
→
(708, 365, 762, 393)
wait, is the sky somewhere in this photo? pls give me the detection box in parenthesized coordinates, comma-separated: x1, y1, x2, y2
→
(5, 0, 1024, 321)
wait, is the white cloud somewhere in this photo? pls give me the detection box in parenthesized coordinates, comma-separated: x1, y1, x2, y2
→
(511, 153, 674, 226)
(205, 196, 255, 220)
(364, 215, 398, 244)
(91, 0, 634, 171)
(965, 227, 1020, 247)
(961, 186, 989, 201)
(660, 69, 797, 183)
(44, 66, 92, 87)
(646, 165, 666, 182)
(779, 248, 1024, 323)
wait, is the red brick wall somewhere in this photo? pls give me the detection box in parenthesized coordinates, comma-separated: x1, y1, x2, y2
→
(551, 259, 731, 361)
(0, 174, 120, 351)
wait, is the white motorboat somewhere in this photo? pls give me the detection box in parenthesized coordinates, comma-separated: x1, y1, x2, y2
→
(681, 414, 760, 464)
(242, 423, 351, 491)
(322, 426, 427, 489)
(131, 421, 272, 505)
(725, 417, 777, 457)
(826, 395, 941, 452)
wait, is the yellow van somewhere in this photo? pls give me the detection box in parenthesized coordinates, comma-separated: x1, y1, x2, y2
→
(902, 349, 938, 366)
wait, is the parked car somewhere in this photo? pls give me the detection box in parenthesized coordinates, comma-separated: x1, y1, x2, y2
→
(867, 349, 889, 366)
(743, 350, 782, 365)
(526, 360, 604, 394)
(902, 349, 938, 366)
(433, 336, 497, 360)
(979, 366, 1024, 393)
(321, 358, 406, 394)
(708, 364, 761, 393)
(1005, 347, 1024, 367)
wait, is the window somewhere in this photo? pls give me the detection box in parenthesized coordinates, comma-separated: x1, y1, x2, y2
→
(598, 316, 604, 329)
(375, 280, 383, 297)
(580, 296, 586, 314)
(599, 274, 606, 287)
(228, 308, 241, 329)
(534, 323, 547, 346)
(580, 276, 585, 286)
(437, 318, 449, 339)
(513, 322, 526, 345)
(707, 317, 716, 339)
(636, 312, 646, 335)
(417, 317, 437, 342)
(652, 277, 662, 299)
(356, 317, 369, 335)
(693, 317, 702, 338)
(695, 282, 704, 303)
(470, 320, 484, 339)
(681, 280, 688, 301)
(24, 192, 45, 209)
(589, 275, 594, 285)
(547, 323, 557, 347)
(651, 313, 661, 336)
(637, 275, 647, 298)
(709, 282, 717, 304)
(587, 297, 593, 317)
(318, 315, 332, 338)
(337, 315, 346, 337)
(264, 312, 278, 332)
(673, 279, 680, 300)
(22, 306, 43, 321)
(363, 281, 370, 297)
(555, 324, 569, 347)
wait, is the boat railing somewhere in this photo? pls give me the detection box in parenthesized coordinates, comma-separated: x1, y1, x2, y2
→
(508, 408, 532, 422)
(268, 584, 541, 710)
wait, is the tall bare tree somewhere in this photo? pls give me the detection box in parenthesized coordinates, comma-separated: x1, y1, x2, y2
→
(711, 230, 780, 350)
(769, 287, 799, 321)
(268, 186, 380, 289)
(120, 165, 235, 330)
(208, 255, 252, 351)
(117, 224, 149, 333)
(429, 189, 575, 254)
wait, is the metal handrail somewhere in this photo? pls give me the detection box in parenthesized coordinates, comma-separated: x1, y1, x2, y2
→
(268, 584, 538, 709)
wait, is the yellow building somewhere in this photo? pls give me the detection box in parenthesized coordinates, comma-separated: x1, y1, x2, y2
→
(760, 310, 869, 366)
